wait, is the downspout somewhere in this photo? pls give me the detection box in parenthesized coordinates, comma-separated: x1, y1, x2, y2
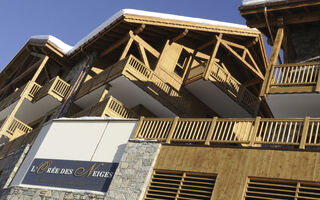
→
(57, 48, 96, 118)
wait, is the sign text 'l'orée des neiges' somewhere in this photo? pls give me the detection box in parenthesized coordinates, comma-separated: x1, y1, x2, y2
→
(22, 159, 118, 192)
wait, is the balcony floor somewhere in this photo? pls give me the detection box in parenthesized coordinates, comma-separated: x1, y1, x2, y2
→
(0, 101, 17, 121)
(267, 93, 320, 118)
(15, 95, 61, 124)
(185, 79, 251, 118)
(74, 76, 176, 118)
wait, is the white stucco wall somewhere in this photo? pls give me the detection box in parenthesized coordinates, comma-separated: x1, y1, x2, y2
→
(10, 118, 138, 188)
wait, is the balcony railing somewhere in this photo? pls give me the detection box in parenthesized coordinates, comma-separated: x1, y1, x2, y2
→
(34, 76, 70, 102)
(208, 62, 260, 114)
(0, 116, 33, 141)
(133, 117, 320, 150)
(124, 55, 190, 110)
(25, 81, 42, 101)
(76, 55, 194, 115)
(73, 96, 137, 119)
(0, 81, 42, 112)
(264, 62, 320, 94)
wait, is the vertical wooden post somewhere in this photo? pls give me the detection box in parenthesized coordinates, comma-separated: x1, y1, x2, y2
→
(119, 38, 133, 60)
(265, 64, 275, 94)
(204, 33, 222, 80)
(205, 117, 218, 145)
(166, 117, 179, 144)
(259, 27, 284, 97)
(132, 116, 145, 139)
(299, 116, 310, 150)
(249, 117, 261, 146)
(315, 69, 320, 92)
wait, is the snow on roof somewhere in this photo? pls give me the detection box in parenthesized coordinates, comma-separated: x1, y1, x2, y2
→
(242, 0, 286, 6)
(30, 35, 73, 54)
(29, 9, 253, 56)
(69, 9, 252, 55)
(55, 116, 138, 121)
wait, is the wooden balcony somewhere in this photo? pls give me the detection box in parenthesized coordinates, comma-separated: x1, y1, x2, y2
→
(261, 62, 320, 117)
(0, 116, 33, 141)
(264, 62, 320, 94)
(73, 96, 138, 119)
(34, 76, 70, 102)
(133, 117, 320, 150)
(185, 61, 260, 117)
(75, 55, 212, 117)
(0, 81, 42, 113)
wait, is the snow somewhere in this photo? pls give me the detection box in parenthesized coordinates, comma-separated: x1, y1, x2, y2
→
(242, 0, 286, 6)
(55, 116, 138, 121)
(30, 35, 72, 54)
(29, 9, 253, 56)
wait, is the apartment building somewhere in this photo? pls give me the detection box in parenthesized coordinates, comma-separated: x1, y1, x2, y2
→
(0, 2, 319, 199)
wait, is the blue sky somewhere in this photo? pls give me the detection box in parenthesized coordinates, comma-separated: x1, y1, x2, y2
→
(0, 0, 269, 71)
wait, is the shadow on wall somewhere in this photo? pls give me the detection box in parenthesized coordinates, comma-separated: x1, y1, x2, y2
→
(112, 144, 126, 163)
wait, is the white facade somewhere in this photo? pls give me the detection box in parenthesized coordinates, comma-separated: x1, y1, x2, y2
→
(10, 118, 138, 192)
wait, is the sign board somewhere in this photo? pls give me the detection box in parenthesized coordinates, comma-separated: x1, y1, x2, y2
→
(22, 159, 118, 192)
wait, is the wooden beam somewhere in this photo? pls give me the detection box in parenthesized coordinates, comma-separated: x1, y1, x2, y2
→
(246, 10, 320, 28)
(119, 38, 133, 60)
(87, 69, 98, 77)
(30, 56, 49, 82)
(129, 31, 160, 58)
(243, 78, 262, 87)
(43, 66, 51, 81)
(30, 52, 46, 59)
(100, 24, 146, 57)
(197, 39, 215, 51)
(204, 33, 222, 80)
(170, 29, 188, 43)
(246, 37, 259, 48)
(0, 58, 44, 97)
(269, 27, 284, 67)
(259, 27, 284, 96)
(220, 39, 264, 80)
(138, 44, 150, 68)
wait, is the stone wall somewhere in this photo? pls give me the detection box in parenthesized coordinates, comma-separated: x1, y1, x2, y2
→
(0, 145, 29, 192)
(291, 24, 320, 63)
(0, 186, 104, 200)
(105, 141, 161, 200)
(0, 141, 161, 200)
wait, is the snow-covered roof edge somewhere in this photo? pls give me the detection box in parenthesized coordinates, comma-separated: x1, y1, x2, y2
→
(28, 9, 254, 57)
(30, 35, 73, 54)
(242, 0, 286, 6)
(68, 9, 253, 55)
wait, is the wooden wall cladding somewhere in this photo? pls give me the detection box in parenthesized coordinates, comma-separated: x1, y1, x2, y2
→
(155, 146, 320, 200)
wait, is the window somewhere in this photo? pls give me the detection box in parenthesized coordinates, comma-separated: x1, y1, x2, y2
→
(245, 177, 320, 199)
(144, 170, 216, 200)
(174, 49, 190, 77)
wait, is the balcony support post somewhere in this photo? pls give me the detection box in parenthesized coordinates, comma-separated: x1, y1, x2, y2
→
(132, 116, 145, 139)
(316, 71, 320, 92)
(259, 27, 284, 97)
(299, 116, 310, 150)
(204, 33, 222, 80)
(166, 117, 179, 144)
(205, 117, 218, 145)
(249, 117, 261, 146)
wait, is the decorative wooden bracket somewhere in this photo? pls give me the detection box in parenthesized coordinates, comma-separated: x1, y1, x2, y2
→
(100, 24, 146, 57)
(219, 37, 264, 80)
(170, 29, 188, 44)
